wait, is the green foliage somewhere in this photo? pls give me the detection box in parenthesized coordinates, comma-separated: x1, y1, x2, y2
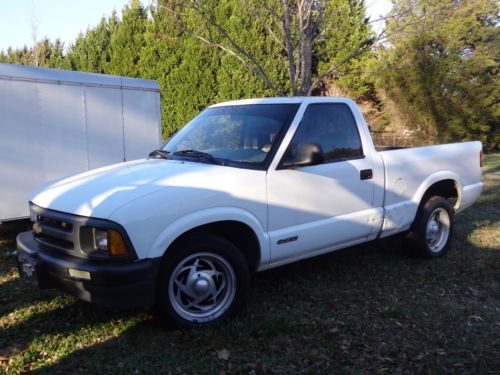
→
(106, 0, 147, 77)
(317, 0, 374, 99)
(0, 38, 69, 69)
(139, 0, 220, 136)
(209, 0, 289, 101)
(372, 0, 499, 148)
(66, 15, 116, 73)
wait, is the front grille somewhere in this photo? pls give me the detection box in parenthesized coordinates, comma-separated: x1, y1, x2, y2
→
(34, 212, 77, 254)
(29, 203, 137, 262)
(39, 216, 73, 233)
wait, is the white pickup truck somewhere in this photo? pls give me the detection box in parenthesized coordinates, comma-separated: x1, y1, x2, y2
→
(17, 97, 483, 328)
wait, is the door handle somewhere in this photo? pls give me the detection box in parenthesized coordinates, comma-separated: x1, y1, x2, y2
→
(360, 169, 373, 180)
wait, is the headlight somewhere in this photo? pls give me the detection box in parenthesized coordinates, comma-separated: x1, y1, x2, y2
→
(81, 227, 128, 256)
(94, 229, 108, 250)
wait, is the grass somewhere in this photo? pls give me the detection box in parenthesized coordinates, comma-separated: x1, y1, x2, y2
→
(1, 154, 499, 374)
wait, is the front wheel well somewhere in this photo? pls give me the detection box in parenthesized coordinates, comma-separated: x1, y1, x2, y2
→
(167, 221, 261, 272)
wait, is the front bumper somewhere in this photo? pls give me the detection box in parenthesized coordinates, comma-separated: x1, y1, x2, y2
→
(17, 231, 161, 309)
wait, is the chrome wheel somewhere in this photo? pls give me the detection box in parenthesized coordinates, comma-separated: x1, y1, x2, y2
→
(425, 207, 450, 253)
(168, 252, 236, 322)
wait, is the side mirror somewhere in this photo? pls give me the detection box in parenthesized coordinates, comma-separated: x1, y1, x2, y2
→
(282, 142, 325, 168)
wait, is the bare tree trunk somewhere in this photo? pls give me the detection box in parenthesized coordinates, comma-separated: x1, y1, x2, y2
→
(295, 0, 320, 95)
(30, 13, 39, 67)
(282, 0, 297, 95)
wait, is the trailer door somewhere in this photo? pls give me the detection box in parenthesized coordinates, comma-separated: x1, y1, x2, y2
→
(85, 87, 125, 169)
(123, 89, 161, 161)
(0, 80, 43, 220)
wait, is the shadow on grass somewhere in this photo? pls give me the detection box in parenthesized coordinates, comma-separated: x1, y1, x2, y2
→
(0, 278, 60, 317)
(0, 295, 141, 355)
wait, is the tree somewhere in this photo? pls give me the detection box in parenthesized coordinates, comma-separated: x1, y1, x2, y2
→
(372, 0, 499, 148)
(67, 15, 117, 73)
(0, 39, 69, 69)
(106, 0, 147, 77)
(140, 0, 220, 136)
(162, 0, 375, 96)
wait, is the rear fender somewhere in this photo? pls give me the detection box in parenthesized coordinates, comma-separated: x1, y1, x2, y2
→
(381, 170, 462, 238)
(412, 171, 462, 210)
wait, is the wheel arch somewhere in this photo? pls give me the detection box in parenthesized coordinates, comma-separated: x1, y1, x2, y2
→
(413, 171, 462, 212)
(148, 207, 268, 271)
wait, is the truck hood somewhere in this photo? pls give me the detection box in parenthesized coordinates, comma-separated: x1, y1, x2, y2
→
(30, 159, 236, 219)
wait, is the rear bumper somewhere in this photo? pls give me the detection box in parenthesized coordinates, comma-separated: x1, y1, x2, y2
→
(16, 231, 161, 309)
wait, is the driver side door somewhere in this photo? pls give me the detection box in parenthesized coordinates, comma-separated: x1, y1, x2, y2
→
(267, 103, 377, 263)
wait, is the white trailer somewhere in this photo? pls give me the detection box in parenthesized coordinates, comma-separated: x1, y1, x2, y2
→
(0, 62, 162, 222)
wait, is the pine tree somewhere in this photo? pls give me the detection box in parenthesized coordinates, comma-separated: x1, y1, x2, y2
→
(140, 0, 220, 137)
(106, 0, 147, 77)
(67, 15, 117, 73)
(317, 0, 374, 99)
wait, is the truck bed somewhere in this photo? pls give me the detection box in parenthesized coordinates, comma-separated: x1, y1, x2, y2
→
(377, 142, 483, 237)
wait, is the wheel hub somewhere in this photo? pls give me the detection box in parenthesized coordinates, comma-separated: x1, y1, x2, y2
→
(425, 207, 451, 253)
(189, 273, 211, 296)
(168, 252, 236, 322)
(426, 220, 439, 239)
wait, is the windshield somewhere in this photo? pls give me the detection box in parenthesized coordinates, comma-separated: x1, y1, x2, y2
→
(163, 104, 299, 167)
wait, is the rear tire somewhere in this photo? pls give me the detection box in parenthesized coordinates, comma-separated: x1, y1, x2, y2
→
(407, 196, 454, 258)
(155, 233, 251, 329)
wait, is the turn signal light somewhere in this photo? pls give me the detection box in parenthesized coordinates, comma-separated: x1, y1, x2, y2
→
(108, 230, 128, 256)
(480, 150, 483, 168)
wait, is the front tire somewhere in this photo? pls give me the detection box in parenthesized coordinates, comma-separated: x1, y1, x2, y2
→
(156, 233, 251, 329)
(407, 196, 454, 258)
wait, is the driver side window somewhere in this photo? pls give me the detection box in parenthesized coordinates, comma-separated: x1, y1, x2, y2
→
(284, 103, 364, 165)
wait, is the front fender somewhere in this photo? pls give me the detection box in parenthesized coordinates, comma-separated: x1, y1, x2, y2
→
(147, 207, 270, 264)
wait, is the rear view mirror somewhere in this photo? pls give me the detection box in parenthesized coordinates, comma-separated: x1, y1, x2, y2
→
(281, 142, 325, 168)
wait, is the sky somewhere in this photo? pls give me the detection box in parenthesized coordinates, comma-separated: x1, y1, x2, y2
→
(366, 0, 393, 34)
(0, 0, 132, 51)
(0, 0, 393, 52)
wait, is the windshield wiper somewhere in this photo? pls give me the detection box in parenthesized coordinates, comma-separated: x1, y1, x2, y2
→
(173, 149, 225, 166)
(148, 149, 171, 159)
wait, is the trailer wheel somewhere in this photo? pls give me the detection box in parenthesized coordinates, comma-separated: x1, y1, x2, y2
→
(408, 196, 454, 258)
(156, 233, 251, 329)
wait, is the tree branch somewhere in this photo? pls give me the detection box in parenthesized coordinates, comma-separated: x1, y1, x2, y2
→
(187, 1, 283, 95)
(192, 34, 283, 95)
(241, 0, 285, 51)
(162, 1, 285, 96)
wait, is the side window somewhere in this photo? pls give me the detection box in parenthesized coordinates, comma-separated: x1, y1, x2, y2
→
(285, 103, 363, 164)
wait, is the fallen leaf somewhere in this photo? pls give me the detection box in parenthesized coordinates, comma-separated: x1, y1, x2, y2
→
(217, 349, 230, 360)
